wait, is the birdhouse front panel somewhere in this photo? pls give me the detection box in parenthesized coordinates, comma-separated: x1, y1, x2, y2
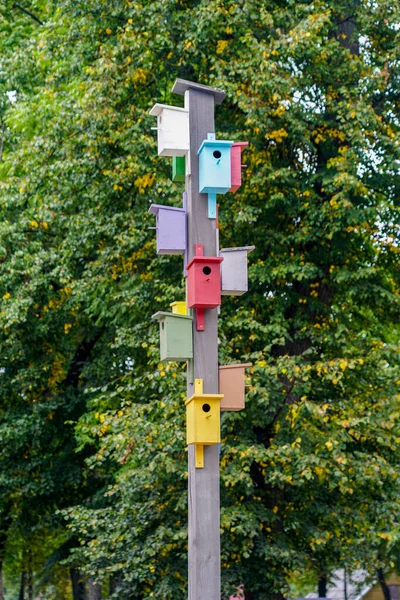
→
(149, 103, 189, 157)
(219, 363, 252, 411)
(186, 255, 223, 308)
(186, 393, 223, 445)
(220, 246, 254, 296)
(172, 156, 185, 182)
(198, 139, 233, 194)
(152, 312, 193, 362)
(148, 204, 186, 255)
(229, 142, 249, 193)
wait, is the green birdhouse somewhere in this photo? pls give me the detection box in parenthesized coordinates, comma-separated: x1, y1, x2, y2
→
(172, 156, 185, 182)
(152, 311, 193, 361)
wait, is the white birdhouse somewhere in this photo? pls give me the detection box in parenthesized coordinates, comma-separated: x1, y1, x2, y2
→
(219, 246, 255, 296)
(149, 103, 189, 157)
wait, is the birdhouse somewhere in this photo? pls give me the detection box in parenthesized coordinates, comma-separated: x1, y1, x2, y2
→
(219, 363, 252, 411)
(148, 204, 186, 255)
(149, 103, 189, 157)
(229, 142, 249, 193)
(186, 379, 223, 445)
(170, 301, 187, 315)
(187, 245, 223, 309)
(151, 311, 193, 362)
(219, 246, 255, 296)
(198, 134, 233, 194)
(172, 156, 185, 182)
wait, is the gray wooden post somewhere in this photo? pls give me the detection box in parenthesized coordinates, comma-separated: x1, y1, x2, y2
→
(172, 79, 225, 600)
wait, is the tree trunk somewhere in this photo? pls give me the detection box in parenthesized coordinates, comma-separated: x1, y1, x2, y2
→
(377, 569, 391, 600)
(27, 550, 33, 600)
(0, 565, 4, 600)
(109, 575, 123, 596)
(318, 575, 327, 598)
(88, 580, 102, 600)
(70, 568, 87, 600)
(19, 571, 26, 600)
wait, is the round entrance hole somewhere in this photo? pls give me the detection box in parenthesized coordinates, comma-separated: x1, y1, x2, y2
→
(202, 403, 211, 413)
(202, 266, 211, 275)
(213, 150, 222, 159)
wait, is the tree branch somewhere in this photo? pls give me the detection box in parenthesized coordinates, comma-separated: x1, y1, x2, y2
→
(12, 4, 44, 25)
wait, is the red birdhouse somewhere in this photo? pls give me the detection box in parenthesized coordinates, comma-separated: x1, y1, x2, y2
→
(229, 142, 248, 193)
(187, 245, 223, 309)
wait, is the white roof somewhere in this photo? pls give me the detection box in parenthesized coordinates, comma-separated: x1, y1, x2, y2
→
(149, 103, 188, 116)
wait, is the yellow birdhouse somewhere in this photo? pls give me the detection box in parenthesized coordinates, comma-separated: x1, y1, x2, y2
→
(185, 379, 223, 446)
(170, 301, 187, 315)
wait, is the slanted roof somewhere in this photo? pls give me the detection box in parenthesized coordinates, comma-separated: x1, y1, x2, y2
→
(172, 78, 226, 104)
(149, 103, 188, 117)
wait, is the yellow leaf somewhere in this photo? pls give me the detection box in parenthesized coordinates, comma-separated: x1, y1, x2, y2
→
(339, 360, 348, 371)
(106, 28, 112, 34)
(325, 441, 333, 450)
(2, 292, 11, 300)
(216, 40, 229, 54)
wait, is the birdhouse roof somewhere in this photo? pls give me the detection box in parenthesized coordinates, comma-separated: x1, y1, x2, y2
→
(149, 103, 188, 117)
(197, 139, 233, 154)
(186, 255, 223, 270)
(148, 203, 185, 215)
(172, 79, 226, 104)
(185, 393, 224, 406)
(151, 311, 192, 321)
(219, 246, 255, 254)
(219, 363, 252, 371)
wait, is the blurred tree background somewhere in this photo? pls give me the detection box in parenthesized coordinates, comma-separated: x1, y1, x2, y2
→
(0, 0, 398, 598)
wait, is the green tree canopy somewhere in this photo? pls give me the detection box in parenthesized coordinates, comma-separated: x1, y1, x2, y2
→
(0, 0, 398, 598)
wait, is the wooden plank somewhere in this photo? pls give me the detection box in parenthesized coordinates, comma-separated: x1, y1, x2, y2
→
(185, 87, 221, 600)
(173, 78, 226, 104)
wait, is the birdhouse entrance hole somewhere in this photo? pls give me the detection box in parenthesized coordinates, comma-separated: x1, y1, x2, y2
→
(202, 403, 211, 413)
(213, 150, 221, 159)
(203, 266, 211, 275)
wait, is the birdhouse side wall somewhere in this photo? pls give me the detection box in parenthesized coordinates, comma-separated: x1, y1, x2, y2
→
(159, 315, 193, 361)
(230, 145, 243, 193)
(219, 366, 246, 411)
(221, 250, 248, 295)
(187, 262, 222, 308)
(156, 209, 186, 255)
(199, 146, 232, 194)
(186, 398, 221, 444)
(158, 110, 189, 157)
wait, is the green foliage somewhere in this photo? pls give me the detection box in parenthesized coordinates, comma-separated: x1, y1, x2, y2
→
(0, 0, 398, 598)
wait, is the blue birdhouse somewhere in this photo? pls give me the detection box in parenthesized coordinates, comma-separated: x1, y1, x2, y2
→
(198, 134, 233, 195)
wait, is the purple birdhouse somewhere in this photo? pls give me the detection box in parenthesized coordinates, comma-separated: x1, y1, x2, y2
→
(148, 204, 186, 255)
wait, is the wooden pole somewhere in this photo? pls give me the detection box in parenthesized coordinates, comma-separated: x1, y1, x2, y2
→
(172, 79, 225, 600)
